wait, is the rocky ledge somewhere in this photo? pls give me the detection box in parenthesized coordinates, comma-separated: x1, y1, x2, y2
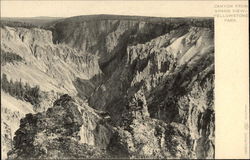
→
(7, 95, 112, 159)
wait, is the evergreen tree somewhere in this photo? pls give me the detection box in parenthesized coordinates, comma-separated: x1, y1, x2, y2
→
(1, 73, 8, 91)
(19, 78, 24, 98)
(1, 74, 41, 106)
(9, 79, 14, 95)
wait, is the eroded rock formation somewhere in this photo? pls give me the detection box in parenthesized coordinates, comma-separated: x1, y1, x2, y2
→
(7, 95, 112, 159)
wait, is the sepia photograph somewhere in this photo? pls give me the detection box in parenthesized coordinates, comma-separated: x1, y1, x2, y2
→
(0, 1, 248, 159)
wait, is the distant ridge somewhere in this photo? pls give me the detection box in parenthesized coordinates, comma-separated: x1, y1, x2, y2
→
(2, 16, 63, 19)
(1, 14, 213, 27)
(1, 17, 64, 26)
(60, 14, 213, 22)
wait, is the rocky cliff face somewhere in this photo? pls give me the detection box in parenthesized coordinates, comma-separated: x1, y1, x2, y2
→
(7, 95, 113, 159)
(1, 26, 101, 93)
(2, 15, 214, 159)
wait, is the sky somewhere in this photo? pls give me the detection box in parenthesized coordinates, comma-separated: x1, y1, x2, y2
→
(1, 1, 214, 18)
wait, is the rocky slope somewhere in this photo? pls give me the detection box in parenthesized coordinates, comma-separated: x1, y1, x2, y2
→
(1, 91, 34, 159)
(1, 15, 214, 159)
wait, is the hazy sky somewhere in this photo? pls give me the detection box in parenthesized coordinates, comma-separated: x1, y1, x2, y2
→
(1, 1, 214, 18)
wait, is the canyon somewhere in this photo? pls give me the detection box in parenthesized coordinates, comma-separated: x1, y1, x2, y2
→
(1, 15, 214, 159)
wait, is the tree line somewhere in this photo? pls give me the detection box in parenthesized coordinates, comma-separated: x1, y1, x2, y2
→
(1, 73, 41, 106)
(1, 50, 23, 65)
(0, 20, 37, 29)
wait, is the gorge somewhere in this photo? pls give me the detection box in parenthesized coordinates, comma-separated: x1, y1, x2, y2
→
(1, 15, 214, 159)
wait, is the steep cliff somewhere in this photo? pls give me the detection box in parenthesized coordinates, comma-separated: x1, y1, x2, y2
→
(1, 26, 101, 93)
(1, 15, 214, 159)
